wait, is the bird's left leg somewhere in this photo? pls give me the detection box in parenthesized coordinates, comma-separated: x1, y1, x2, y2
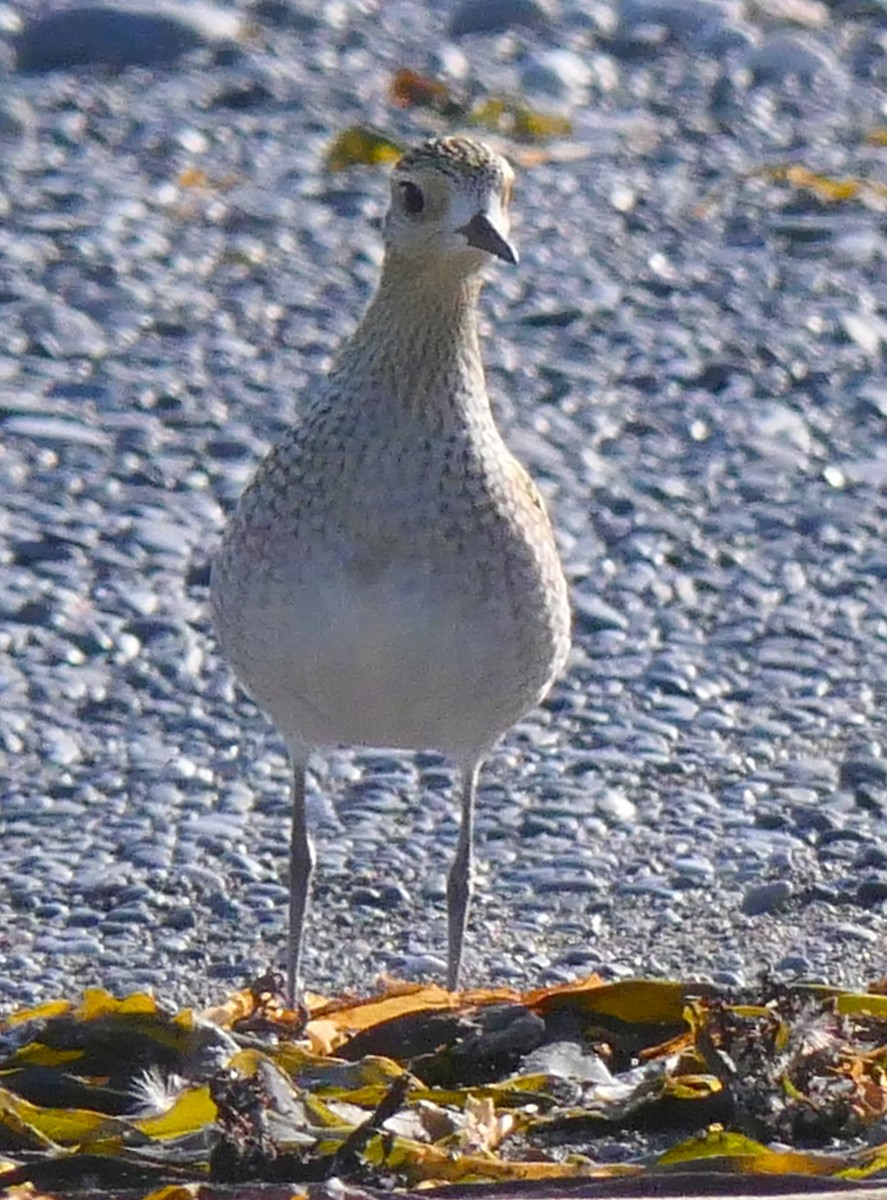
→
(447, 757, 481, 991)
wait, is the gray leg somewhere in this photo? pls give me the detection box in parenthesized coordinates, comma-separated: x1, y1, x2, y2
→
(447, 758, 481, 991)
(287, 758, 315, 1004)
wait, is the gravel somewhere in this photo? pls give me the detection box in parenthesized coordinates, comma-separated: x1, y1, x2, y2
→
(1, 0, 886, 1011)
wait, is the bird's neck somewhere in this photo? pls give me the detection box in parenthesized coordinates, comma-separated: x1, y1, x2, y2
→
(334, 262, 490, 419)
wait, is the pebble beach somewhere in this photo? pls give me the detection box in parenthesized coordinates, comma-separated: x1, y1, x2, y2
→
(1, 0, 886, 1010)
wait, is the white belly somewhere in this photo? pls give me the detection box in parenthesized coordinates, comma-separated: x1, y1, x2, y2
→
(219, 563, 557, 760)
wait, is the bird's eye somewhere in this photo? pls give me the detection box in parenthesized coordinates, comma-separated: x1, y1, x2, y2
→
(399, 181, 425, 216)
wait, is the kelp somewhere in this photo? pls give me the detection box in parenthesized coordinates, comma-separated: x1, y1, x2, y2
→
(2, 974, 887, 1198)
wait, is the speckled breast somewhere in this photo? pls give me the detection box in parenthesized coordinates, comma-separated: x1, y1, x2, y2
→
(211, 497, 570, 760)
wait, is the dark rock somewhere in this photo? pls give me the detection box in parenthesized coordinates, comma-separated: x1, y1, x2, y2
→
(165, 905, 198, 931)
(856, 877, 887, 909)
(250, 0, 323, 30)
(211, 80, 275, 110)
(448, 0, 553, 37)
(15, 5, 240, 72)
(840, 756, 887, 790)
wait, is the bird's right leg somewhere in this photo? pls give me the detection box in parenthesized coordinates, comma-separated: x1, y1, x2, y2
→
(287, 755, 315, 1005)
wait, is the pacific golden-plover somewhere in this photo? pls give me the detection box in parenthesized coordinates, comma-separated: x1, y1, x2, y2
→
(211, 135, 571, 999)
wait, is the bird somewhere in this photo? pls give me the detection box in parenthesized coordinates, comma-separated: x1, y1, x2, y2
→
(210, 135, 571, 1001)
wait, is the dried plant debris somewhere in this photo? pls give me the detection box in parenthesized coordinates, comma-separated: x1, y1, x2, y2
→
(468, 96, 572, 141)
(695, 156, 887, 217)
(1, 976, 886, 1199)
(756, 165, 887, 208)
(325, 128, 404, 172)
(390, 69, 465, 120)
(326, 66, 574, 170)
(389, 67, 573, 140)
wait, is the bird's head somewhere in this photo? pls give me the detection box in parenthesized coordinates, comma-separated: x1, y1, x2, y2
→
(383, 136, 518, 276)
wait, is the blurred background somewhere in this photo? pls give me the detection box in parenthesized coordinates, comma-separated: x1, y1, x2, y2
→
(0, 0, 886, 1008)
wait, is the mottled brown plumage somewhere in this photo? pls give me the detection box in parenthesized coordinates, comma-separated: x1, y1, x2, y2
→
(211, 136, 571, 998)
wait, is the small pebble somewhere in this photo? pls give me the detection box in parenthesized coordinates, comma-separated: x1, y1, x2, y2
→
(742, 880, 794, 916)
